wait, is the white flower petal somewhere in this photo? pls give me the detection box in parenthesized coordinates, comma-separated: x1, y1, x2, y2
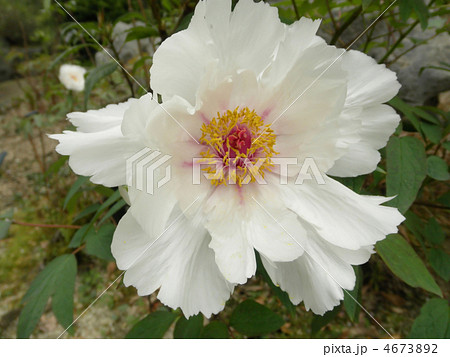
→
(204, 183, 305, 284)
(263, 17, 323, 86)
(112, 210, 234, 318)
(204, 186, 257, 284)
(281, 176, 404, 250)
(343, 50, 401, 108)
(150, 0, 284, 103)
(262, 230, 356, 315)
(50, 126, 143, 187)
(328, 105, 400, 177)
(121, 94, 158, 145)
(127, 185, 178, 239)
(67, 98, 136, 133)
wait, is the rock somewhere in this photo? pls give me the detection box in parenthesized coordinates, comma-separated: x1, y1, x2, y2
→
(318, 14, 450, 106)
(95, 21, 157, 66)
(389, 29, 450, 106)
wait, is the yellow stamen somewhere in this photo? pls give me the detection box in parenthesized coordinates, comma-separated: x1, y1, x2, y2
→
(199, 107, 278, 186)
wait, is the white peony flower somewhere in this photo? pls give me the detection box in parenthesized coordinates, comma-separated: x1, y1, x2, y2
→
(58, 64, 87, 92)
(51, 0, 405, 317)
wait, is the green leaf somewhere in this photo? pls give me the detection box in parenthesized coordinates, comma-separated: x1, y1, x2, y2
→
(200, 321, 229, 339)
(389, 97, 421, 133)
(311, 304, 341, 336)
(411, 0, 429, 30)
(256, 253, 296, 316)
(399, 0, 413, 22)
(343, 266, 362, 323)
(114, 11, 146, 25)
(52, 256, 77, 332)
(173, 314, 203, 339)
(125, 26, 159, 42)
(421, 123, 442, 144)
(335, 176, 365, 194)
(230, 300, 284, 337)
(97, 199, 126, 226)
(428, 248, 450, 282)
(68, 224, 91, 248)
(386, 136, 427, 213)
(362, 0, 374, 10)
(409, 299, 449, 338)
(18, 255, 77, 338)
(427, 156, 449, 181)
(423, 217, 445, 245)
(85, 224, 115, 261)
(64, 176, 89, 210)
(84, 62, 118, 108)
(50, 44, 97, 69)
(376, 234, 442, 297)
(125, 311, 177, 338)
(412, 107, 440, 125)
(437, 191, 450, 208)
(73, 203, 101, 222)
(0, 208, 13, 240)
(403, 211, 425, 245)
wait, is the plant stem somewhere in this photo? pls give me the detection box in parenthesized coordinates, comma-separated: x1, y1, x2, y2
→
(110, 42, 136, 97)
(12, 220, 82, 229)
(326, 0, 338, 32)
(27, 136, 46, 174)
(330, 5, 362, 46)
(291, 0, 300, 21)
(149, 0, 167, 41)
(414, 201, 449, 210)
(387, 33, 439, 66)
(378, 19, 419, 64)
(72, 244, 86, 255)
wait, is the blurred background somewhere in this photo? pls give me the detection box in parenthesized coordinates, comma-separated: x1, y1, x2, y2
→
(0, 0, 449, 339)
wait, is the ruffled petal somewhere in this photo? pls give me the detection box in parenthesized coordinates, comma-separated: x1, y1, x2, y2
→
(280, 176, 404, 250)
(261, 230, 357, 315)
(328, 105, 400, 177)
(343, 50, 401, 108)
(150, 0, 285, 104)
(50, 126, 144, 187)
(204, 183, 305, 284)
(67, 99, 136, 133)
(112, 210, 233, 318)
(203, 185, 257, 284)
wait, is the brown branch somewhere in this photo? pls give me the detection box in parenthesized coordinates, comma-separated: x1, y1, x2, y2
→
(330, 5, 362, 46)
(12, 220, 82, 229)
(413, 201, 449, 210)
(72, 244, 86, 255)
(291, 0, 300, 21)
(326, 0, 338, 32)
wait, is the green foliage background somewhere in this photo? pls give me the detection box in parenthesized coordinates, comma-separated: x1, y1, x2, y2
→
(0, 0, 448, 339)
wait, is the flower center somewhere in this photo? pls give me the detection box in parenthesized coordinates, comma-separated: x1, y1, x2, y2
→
(199, 107, 277, 186)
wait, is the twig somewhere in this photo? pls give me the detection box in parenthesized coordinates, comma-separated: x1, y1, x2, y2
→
(27, 136, 46, 174)
(12, 220, 82, 229)
(326, 0, 338, 32)
(387, 33, 439, 66)
(110, 41, 136, 97)
(413, 201, 449, 210)
(330, 5, 362, 46)
(378, 19, 419, 63)
(72, 244, 86, 255)
(291, 0, 300, 21)
(149, 0, 167, 41)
